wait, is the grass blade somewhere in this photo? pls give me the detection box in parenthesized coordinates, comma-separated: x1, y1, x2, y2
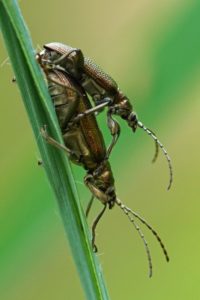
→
(0, 1, 110, 299)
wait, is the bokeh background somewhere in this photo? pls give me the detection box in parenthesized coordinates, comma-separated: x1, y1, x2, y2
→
(1, 1, 200, 299)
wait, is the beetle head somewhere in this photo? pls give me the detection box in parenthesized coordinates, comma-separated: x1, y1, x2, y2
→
(85, 163, 116, 209)
(115, 91, 138, 131)
(36, 49, 57, 73)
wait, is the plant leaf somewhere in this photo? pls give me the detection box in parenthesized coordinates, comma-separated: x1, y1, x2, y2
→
(0, 1, 110, 299)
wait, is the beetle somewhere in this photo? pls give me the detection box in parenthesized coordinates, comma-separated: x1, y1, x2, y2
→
(38, 42, 173, 190)
(37, 53, 169, 277)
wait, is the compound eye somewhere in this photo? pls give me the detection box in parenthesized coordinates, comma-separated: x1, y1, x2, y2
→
(130, 113, 137, 122)
(106, 186, 115, 196)
(127, 111, 137, 122)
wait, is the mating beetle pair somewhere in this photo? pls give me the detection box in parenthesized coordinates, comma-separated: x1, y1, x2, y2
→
(40, 42, 173, 189)
(37, 42, 172, 277)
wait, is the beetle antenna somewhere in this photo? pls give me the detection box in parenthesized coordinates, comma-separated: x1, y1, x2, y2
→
(116, 198, 169, 265)
(148, 129, 159, 163)
(152, 140, 159, 163)
(117, 200, 153, 277)
(137, 121, 173, 190)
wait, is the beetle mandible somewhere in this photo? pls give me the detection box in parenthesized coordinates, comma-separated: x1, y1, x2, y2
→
(37, 53, 169, 277)
(38, 42, 173, 190)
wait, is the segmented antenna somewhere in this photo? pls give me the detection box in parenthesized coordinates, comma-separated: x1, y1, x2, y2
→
(152, 141, 159, 163)
(137, 121, 173, 190)
(118, 201, 153, 277)
(149, 130, 159, 163)
(116, 199, 169, 275)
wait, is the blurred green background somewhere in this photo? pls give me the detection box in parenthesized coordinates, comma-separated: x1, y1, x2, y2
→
(1, 1, 200, 299)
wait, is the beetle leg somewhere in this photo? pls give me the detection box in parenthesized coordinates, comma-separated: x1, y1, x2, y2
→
(53, 48, 83, 65)
(86, 195, 94, 218)
(106, 110, 121, 159)
(91, 204, 107, 252)
(41, 125, 81, 161)
(53, 51, 73, 65)
(72, 99, 111, 123)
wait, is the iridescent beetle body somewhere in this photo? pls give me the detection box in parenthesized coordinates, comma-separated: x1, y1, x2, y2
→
(36, 49, 171, 277)
(39, 42, 173, 189)
(42, 42, 137, 150)
(39, 66, 116, 209)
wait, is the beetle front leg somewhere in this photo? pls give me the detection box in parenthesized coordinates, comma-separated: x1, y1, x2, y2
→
(106, 109, 121, 159)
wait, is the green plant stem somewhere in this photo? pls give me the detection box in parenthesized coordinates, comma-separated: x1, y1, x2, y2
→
(0, 1, 110, 299)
